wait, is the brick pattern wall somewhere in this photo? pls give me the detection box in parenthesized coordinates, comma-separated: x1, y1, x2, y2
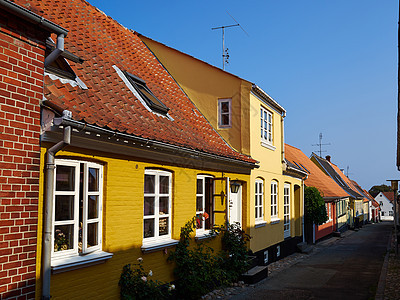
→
(0, 10, 47, 300)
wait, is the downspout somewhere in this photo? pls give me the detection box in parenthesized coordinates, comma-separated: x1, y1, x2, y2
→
(44, 33, 65, 67)
(42, 124, 71, 300)
(281, 112, 286, 164)
(302, 181, 305, 243)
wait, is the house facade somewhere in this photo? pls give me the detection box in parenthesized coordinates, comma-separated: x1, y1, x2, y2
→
(0, 1, 68, 298)
(9, 0, 258, 298)
(140, 35, 305, 265)
(375, 192, 394, 221)
(284, 145, 349, 242)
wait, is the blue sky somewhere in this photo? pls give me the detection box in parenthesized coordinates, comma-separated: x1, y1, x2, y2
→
(89, 0, 398, 191)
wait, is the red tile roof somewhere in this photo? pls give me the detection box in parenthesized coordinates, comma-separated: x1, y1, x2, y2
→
(13, 0, 256, 164)
(382, 191, 395, 202)
(284, 144, 348, 198)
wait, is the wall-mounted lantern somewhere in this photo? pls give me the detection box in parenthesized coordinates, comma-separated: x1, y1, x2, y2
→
(230, 180, 241, 194)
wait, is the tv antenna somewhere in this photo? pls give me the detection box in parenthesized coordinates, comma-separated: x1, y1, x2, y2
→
(345, 166, 354, 178)
(212, 12, 249, 70)
(312, 133, 331, 157)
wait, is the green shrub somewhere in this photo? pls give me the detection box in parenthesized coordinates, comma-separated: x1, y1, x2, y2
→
(119, 258, 174, 300)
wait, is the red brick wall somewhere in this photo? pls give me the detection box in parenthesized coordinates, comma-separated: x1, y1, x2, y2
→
(0, 10, 48, 300)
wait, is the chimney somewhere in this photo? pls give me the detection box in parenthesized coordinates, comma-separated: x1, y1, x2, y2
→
(326, 155, 331, 162)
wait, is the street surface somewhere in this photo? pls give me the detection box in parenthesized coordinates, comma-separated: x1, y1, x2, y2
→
(231, 222, 392, 300)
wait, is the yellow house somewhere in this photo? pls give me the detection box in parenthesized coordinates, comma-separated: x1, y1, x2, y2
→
(141, 35, 305, 265)
(25, 0, 258, 298)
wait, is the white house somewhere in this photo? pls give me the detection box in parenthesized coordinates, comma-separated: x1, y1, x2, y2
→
(374, 192, 394, 221)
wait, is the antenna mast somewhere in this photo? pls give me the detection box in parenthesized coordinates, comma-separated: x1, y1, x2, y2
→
(211, 24, 239, 70)
(312, 133, 331, 157)
(212, 12, 249, 70)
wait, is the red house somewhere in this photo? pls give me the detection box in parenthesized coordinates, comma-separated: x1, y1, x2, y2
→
(0, 1, 68, 298)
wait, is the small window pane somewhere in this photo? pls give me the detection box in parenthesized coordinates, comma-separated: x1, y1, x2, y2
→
(196, 196, 203, 212)
(159, 196, 169, 215)
(56, 165, 75, 191)
(159, 217, 168, 236)
(144, 219, 154, 238)
(55, 195, 74, 221)
(221, 102, 229, 113)
(159, 176, 169, 194)
(197, 179, 203, 194)
(144, 197, 155, 216)
(221, 114, 230, 125)
(54, 225, 74, 252)
(88, 168, 99, 192)
(196, 213, 203, 229)
(88, 195, 98, 219)
(144, 175, 155, 194)
(87, 222, 98, 248)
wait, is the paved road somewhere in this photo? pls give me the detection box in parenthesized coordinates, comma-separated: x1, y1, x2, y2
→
(231, 222, 392, 300)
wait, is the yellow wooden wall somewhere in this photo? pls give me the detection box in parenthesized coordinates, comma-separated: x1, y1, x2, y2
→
(35, 145, 250, 299)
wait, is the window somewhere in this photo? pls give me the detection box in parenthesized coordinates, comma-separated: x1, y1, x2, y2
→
(53, 159, 103, 258)
(255, 179, 264, 222)
(271, 181, 278, 219)
(218, 98, 232, 128)
(143, 170, 172, 243)
(261, 106, 273, 144)
(196, 175, 214, 232)
(389, 211, 394, 216)
(123, 71, 169, 115)
(283, 184, 290, 236)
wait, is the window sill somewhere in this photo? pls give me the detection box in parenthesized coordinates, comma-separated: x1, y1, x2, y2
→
(260, 141, 276, 151)
(270, 218, 280, 225)
(51, 251, 113, 274)
(255, 221, 267, 228)
(141, 238, 179, 253)
(195, 231, 217, 241)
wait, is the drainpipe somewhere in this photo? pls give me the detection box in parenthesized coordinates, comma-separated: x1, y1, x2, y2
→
(302, 181, 305, 243)
(44, 33, 65, 67)
(42, 124, 71, 300)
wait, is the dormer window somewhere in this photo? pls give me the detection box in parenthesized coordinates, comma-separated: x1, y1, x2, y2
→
(123, 71, 169, 115)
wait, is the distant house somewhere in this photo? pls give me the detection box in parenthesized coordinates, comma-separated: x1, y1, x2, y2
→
(284, 145, 349, 243)
(375, 192, 394, 221)
(310, 154, 365, 229)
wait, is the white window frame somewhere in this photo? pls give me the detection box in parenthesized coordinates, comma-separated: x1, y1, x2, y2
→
(196, 175, 214, 234)
(283, 183, 290, 238)
(255, 179, 264, 223)
(271, 181, 278, 221)
(52, 159, 103, 259)
(261, 106, 273, 145)
(218, 98, 232, 128)
(143, 170, 172, 244)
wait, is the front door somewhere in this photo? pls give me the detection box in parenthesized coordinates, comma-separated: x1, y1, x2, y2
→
(229, 184, 242, 227)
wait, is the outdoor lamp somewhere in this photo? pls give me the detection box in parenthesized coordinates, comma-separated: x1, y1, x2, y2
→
(230, 180, 241, 193)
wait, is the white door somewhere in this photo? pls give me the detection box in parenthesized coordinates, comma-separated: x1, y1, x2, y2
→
(284, 183, 290, 238)
(229, 184, 242, 227)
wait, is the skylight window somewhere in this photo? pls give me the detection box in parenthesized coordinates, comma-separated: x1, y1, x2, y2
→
(123, 71, 169, 115)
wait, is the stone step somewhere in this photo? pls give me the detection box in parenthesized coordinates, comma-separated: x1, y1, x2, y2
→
(297, 242, 313, 254)
(239, 265, 268, 284)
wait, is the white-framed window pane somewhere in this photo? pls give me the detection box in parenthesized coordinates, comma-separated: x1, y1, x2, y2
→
(144, 219, 155, 238)
(159, 197, 169, 215)
(159, 217, 169, 236)
(144, 175, 155, 193)
(54, 225, 74, 252)
(144, 197, 155, 216)
(159, 175, 169, 194)
(271, 181, 278, 218)
(261, 106, 273, 144)
(88, 167, 99, 192)
(196, 175, 214, 231)
(55, 195, 74, 221)
(88, 195, 99, 219)
(56, 165, 75, 191)
(87, 222, 98, 248)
